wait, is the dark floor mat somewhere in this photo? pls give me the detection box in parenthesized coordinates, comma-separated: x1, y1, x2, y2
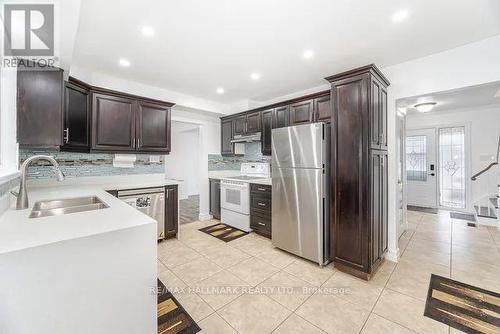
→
(157, 279, 200, 334)
(408, 205, 439, 214)
(199, 223, 248, 242)
(424, 274, 500, 334)
(450, 212, 476, 222)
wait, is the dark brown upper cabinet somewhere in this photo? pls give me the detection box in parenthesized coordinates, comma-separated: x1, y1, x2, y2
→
(92, 93, 136, 151)
(233, 115, 247, 136)
(273, 105, 289, 129)
(136, 101, 171, 153)
(326, 64, 390, 281)
(246, 111, 262, 134)
(221, 118, 234, 156)
(289, 99, 313, 125)
(219, 90, 330, 156)
(261, 109, 273, 156)
(62, 79, 91, 152)
(17, 66, 64, 148)
(314, 94, 331, 122)
(370, 78, 388, 150)
(62, 77, 174, 154)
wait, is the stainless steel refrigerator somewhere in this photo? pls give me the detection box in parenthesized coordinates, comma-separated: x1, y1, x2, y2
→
(272, 122, 330, 266)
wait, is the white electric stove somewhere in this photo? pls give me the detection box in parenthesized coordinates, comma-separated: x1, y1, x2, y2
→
(220, 163, 271, 232)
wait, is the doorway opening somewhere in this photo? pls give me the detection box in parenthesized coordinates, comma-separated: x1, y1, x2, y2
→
(397, 80, 500, 231)
(166, 121, 201, 225)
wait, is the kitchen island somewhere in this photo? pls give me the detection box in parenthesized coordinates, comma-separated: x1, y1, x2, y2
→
(0, 175, 178, 334)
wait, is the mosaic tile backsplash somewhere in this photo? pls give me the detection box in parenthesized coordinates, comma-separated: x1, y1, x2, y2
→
(19, 149, 165, 180)
(208, 142, 271, 171)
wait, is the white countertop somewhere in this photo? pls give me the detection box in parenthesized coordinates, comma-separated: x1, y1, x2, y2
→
(208, 170, 272, 186)
(0, 174, 180, 255)
(249, 178, 272, 186)
(208, 170, 240, 179)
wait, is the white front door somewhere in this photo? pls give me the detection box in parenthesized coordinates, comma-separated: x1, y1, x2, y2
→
(406, 129, 438, 208)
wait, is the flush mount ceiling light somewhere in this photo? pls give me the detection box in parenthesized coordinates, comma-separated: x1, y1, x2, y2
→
(216, 87, 225, 94)
(119, 58, 131, 67)
(392, 9, 409, 23)
(303, 50, 315, 59)
(250, 72, 261, 81)
(414, 102, 437, 113)
(141, 26, 155, 37)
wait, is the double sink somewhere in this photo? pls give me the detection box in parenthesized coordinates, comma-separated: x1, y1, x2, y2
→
(29, 196, 109, 219)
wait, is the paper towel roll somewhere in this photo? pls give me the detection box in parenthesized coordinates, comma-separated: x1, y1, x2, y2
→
(113, 154, 136, 168)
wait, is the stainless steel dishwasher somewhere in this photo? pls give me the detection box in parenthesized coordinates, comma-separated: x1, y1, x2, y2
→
(118, 187, 165, 240)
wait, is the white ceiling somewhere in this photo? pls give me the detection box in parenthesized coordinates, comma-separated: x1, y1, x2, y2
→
(397, 81, 500, 114)
(72, 0, 500, 105)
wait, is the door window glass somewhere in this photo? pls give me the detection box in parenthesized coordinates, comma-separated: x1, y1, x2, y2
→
(226, 189, 241, 205)
(406, 135, 427, 181)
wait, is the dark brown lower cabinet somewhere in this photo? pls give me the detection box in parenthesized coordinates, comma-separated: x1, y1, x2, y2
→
(250, 184, 272, 239)
(165, 185, 178, 238)
(327, 64, 390, 280)
(370, 151, 388, 269)
(209, 179, 221, 220)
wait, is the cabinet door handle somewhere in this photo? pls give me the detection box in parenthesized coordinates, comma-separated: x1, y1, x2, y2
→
(257, 188, 266, 191)
(63, 128, 70, 144)
(258, 222, 266, 226)
(258, 202, 266, 207)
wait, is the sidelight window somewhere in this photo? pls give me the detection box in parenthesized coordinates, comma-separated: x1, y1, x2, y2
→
(439, 127, 466, 208)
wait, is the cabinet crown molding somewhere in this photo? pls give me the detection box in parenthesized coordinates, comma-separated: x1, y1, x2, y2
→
(68, 76, 175, 107)
(325, 64, 390, 87)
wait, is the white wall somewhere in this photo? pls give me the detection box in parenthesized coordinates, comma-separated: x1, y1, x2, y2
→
(166, 122, 201, 198)
(70, 67, 231, 115)
(0, 66, 18, 178)
(407, 105, 500, 209)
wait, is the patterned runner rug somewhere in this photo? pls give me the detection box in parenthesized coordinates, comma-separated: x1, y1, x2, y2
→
(424, 274, 500, 333)
(157, 279, 200, 334)
(198, 223, 248, 242)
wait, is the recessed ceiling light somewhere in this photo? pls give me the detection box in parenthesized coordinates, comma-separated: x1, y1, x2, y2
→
(119, 58, 131, 67)
(141, 26, 155, 37)
(216, 87, 225, 94)
(250, 72, 261, 80)
(392, 9, 409, 23)
(303, 50, 315, 59)
(414, 102, 437, 113)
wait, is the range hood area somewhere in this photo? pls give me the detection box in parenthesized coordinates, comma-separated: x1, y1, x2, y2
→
(230, 132, 261, 143)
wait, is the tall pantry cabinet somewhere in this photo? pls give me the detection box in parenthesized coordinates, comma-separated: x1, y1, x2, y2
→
(326, 65, 390, 280)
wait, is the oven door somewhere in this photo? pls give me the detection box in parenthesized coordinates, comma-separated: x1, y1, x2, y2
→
(220, 180, 249, 214)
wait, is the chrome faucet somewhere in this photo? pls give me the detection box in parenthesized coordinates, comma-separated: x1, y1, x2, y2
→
(12, 155, 65, 210)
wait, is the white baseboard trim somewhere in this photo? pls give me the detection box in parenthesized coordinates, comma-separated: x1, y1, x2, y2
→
(385, 248, 400, 263)
(198, 213, 213, 221)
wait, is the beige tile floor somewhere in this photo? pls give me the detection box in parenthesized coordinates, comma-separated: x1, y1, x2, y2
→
(157, 212, 500, 334)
